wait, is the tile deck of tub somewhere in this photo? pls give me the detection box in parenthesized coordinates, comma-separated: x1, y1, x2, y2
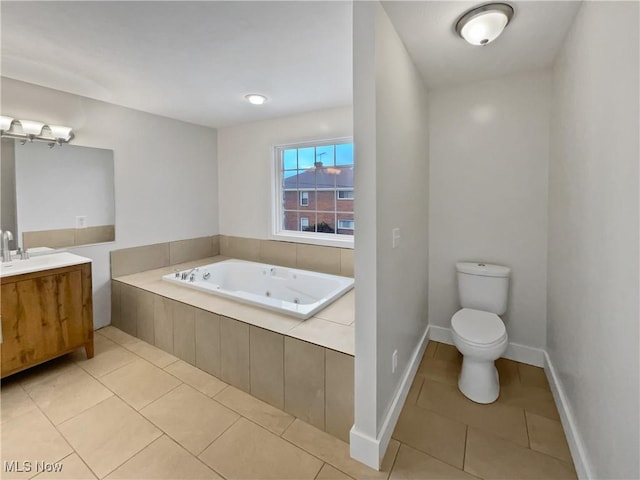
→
(113, 255, 355, 356)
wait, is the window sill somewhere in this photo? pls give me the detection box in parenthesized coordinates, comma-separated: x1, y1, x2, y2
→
(270, 231, 354, 249)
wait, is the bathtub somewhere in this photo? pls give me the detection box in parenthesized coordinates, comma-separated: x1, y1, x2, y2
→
(162, 259, 354, 319)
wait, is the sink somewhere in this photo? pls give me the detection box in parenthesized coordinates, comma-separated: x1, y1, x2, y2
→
(0, 252, 91, 278)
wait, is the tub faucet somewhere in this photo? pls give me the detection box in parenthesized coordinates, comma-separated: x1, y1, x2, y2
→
(0, 230, 13, 263)
(181, 267, 199, 281)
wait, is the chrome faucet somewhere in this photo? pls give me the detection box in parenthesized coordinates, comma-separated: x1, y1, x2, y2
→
(0, 230, 13, 263)
(181, 267, 199, 281)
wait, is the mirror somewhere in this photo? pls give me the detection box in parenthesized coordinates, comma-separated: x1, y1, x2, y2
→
(1, 138, 115, 250)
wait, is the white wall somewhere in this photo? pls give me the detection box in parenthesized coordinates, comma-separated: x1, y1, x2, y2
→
(547, 2, 639, 478)
(351, 1, 429, 468)
(217, 107, 352, 239)
(428, 70, 551, 351)
(2, 78, 218, 328)
(15, 142, 114, 233)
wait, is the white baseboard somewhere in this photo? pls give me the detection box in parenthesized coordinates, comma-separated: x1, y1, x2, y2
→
(350, 324, 430, 470)
(544, 352, 592, 479)
(426, 325, 545, 367)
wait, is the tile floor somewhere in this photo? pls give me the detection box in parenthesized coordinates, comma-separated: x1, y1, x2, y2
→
(1, 330, 576, 479)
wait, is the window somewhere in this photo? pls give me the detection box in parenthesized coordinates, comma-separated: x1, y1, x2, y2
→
(337, 190, 354, 200)
(338, 219, 354, 230)
(274, 139, 354, 243)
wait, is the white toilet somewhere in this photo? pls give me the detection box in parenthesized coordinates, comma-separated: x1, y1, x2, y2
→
(451, 262, 510, 404)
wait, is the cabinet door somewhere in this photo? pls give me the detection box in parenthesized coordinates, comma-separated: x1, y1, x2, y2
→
(1, 269, 86, 374)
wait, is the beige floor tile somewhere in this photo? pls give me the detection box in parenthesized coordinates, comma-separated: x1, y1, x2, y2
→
(199, 418, 323, 479)
(33, 453, 96, 479)
(498, 383, 560, 420)
(97, 326, 139, 345)
(58, 396, 162, 479)
(405, 376, 424, 405)
(141, 384, 239, 455)
(416, 356, 460, 386)
(215, 385, 295, 435)
(433, 343, 463, 365)
(392, 403, 467, 469)
(314, 290, 355, 326)
(316, 463, 353, 479)
(1, 408, 73, 479)
(495, 358, 520, 387)
(106, 435, 221, 479)
(21, 363, 113, 425)
(71, 334, 138, 378)
(165, 360, 227, 397)
(518, 363, 551, 390)
(125, 340, 179, 368)
(416, 379, 529, 447)
(282, 419, 399, 479)
(17, 356, 75, 391)
(390, 444, 478, 480)
(526, 411, 573, 463)
(464, 427, 576, 479)
(100, 358, 181, 410)
(424, 341, 437, 358)
(0, 380, 38, 424)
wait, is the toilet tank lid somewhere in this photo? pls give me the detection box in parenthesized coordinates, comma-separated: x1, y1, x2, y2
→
(456, 262, 510, 277)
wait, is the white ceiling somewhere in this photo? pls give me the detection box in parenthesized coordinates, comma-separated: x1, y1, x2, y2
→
(382, 1, 581, 89)
(1, 1, 353, 128)
(2, 1, 581, 128)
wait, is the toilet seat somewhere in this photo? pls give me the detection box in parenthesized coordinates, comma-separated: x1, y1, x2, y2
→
(451, 308, 507, 347)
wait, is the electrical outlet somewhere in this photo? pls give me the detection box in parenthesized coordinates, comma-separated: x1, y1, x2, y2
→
(392, 228, 400, 248)
(392, 349, 398, 373)
(76, 216, 87, 229)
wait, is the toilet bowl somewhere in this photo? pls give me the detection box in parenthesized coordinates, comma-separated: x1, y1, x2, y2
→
(451, 308, 508, 403)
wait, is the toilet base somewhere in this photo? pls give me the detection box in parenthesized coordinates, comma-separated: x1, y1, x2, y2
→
(458, 357, 500, 404)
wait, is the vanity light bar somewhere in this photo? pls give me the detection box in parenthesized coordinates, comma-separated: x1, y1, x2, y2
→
(0, 116, 74, 147)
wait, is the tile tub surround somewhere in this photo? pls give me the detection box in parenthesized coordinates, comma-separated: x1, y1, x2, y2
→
(110, 236, 220, 278)
(110, 235, 354, 279)
(111, 256, 355, 441)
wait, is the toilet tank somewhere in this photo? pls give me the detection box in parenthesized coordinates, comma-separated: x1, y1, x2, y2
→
(456, 262, 510, 315)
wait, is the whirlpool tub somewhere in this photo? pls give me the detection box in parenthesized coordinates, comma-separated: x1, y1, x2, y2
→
(162, 259, 354, 319)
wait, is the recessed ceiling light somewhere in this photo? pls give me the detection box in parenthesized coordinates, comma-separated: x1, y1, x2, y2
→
(455, 3, 514, 46)
(245, 94, 268, 105)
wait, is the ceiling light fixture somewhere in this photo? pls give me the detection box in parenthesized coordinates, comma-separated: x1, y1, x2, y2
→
(0, 116, 74, 147)
(245, 94, 267, 105)
(455, 3, 514, 46)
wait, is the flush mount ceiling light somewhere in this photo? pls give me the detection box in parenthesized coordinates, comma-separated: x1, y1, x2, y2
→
(455, 3, 514, 46)
(0, 115, 74, 147)
(245, 94, 268, 105)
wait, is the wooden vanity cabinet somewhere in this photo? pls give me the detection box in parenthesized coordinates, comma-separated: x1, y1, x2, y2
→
(0, 262, 94, 378)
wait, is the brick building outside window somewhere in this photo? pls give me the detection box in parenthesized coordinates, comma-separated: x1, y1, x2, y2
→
(276, 140, 354, 238)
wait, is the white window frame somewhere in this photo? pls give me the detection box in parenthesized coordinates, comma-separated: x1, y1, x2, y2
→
(299, 191, 309, 206)
(271, 137, 354, 248)
(338, 219, 355, 230)
(337, 189, 354, 200)
(300, 217, 310, 229)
